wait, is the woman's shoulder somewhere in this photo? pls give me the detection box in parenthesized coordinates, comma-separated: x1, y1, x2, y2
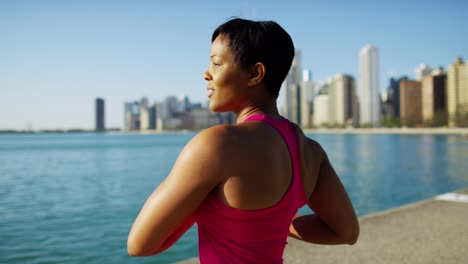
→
(188, 124, 244, 154)
(194, 124, 239, 143)
(289, 122, 326, 157)
(192, 123, 273, 157)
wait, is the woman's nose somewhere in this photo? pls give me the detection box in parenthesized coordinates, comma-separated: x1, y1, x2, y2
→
(203, 70, 211, 81)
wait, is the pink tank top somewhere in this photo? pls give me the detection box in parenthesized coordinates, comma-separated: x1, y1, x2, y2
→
(193, 115, 307, 263)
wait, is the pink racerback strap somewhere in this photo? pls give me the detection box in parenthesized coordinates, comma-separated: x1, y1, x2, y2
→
(243, 114, 307, 207)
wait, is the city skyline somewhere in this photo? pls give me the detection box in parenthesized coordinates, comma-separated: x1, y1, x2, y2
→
(2, 1, 467, 130)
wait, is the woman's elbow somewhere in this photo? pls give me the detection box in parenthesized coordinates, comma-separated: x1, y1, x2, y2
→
(127, 248, 141, 257)
(345, 222, 360, 245)
(127, 237, 152, 257)
(127, 239, 143, 256)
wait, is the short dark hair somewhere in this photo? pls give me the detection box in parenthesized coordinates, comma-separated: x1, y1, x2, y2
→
(212, 18, 294, 98)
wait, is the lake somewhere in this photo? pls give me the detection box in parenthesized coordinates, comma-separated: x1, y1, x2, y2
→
(0, 132, 467, 263)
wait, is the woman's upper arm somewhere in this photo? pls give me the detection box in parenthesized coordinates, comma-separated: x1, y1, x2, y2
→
(307, 144, 359, 242)
(127, 128, 225, 256)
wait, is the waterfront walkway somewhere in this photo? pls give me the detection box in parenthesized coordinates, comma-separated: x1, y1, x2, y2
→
(179, 188, 468, 264)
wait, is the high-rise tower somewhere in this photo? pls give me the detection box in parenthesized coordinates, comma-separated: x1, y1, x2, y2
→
(400, 80, 422, 126)
(359, 44, 380, 125)
(422, 68, 446, 126)
(447, 57, 468, 127)
(95, 98, 105, 131)
(313, 83, 329, 127)
(300, 69, 314, 128)
(282, 49, 302, 121)
(139, 97, 149, 130)
(415, 63, 433, 81)
(329, 74, 357, 126)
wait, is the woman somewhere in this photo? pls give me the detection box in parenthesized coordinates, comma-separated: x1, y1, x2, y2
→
(128, 18, 359, 263)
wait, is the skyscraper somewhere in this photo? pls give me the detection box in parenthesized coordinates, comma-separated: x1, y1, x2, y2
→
(329, 74, 357, 126)
(447, 57, 468, 127)
(139, 97, 149, 130)
(400, 80, 422, 126)
(289, 84, 301, 124)
(300, 69, 314, 128)
(163, 96, 179, 120)
(383, 78, 396, 118)
(359, 44, 380, 125)
(422, 68, 446, 125)
(95, 98, 105, 131)
(282, 49, 302, 120)
(123, 101, 140, 131)
(149, 103, 157, 130)
(415, 63, 433, 81)
(313, 91, 329, 127)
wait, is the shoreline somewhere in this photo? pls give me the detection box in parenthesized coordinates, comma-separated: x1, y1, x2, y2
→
(118, 127, 468, 135)
(2, 127, 468, 136)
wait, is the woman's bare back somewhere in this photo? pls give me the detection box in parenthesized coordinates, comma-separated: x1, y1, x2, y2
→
(212, 120, 322, 210)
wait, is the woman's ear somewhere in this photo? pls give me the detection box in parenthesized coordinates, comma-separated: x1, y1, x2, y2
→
(248, 62, 266, 87)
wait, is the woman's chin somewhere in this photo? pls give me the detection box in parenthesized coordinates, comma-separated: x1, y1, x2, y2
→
(208, 101, 219, 112)
(209, 105, 222, 113)
(209, 102, 228, 113)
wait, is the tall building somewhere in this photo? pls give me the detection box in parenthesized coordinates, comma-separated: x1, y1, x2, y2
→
(149, 103, 157, 130)
(182, 96, 191, 112)
(359, 44, 380, 125)
(384, 76, 410, 121)
(447, 57, 468, 127)
(300, 69, 314, 128)
(163, 96, 179, 120)
(383, 78, 398, 119)
(124, 102, 132, 131)
(314, 81, 327, 96)
(381, 89, 393, 121)
(139, 97, 149, 130)
(422, 68, 447, 125)
(400, 80, 422, 126)
(282, 49, 302, 120)
(415, 63, 433, 81)
(288, 84, 301, 124)
(313, 92, 329, 127)
(155, 102, 164, 131)
(124, 101, 140, 131)
(95, 98, 105, 131)
(328, 74, 357, 126)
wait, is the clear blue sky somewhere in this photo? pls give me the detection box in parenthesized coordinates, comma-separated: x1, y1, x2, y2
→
(1, 0, 467, 130)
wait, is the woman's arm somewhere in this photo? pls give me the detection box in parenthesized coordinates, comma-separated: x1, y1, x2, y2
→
(127, 127, 226, 256)
(289, 145, 359, 245)
(141, 215, 195, 255)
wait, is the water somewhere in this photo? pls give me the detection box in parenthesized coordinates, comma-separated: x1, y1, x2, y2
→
(0, 132, 467, 263)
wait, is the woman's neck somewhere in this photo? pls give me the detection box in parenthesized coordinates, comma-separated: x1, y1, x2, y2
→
(235, 99, 281, 124)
